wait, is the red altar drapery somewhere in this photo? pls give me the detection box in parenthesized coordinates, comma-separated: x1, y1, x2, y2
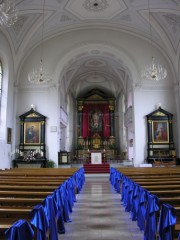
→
(82, 104, 110, 138)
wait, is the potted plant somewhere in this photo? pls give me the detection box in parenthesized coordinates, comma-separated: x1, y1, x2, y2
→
(46, 160, 55, 168)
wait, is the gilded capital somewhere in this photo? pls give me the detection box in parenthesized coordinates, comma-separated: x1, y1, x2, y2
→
(109, 105, 114, 111)
(78, 106, 83, 111)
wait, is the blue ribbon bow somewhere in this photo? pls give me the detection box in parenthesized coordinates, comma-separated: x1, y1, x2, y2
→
(144, 193, 160, 240)
(43, 195, 58, 240)
(4, 219, 34, 240)
(30, 204, 48, 240)
(158, 203, 176, 240)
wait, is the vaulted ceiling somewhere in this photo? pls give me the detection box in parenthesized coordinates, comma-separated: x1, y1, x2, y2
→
(1, 0, 180, 96)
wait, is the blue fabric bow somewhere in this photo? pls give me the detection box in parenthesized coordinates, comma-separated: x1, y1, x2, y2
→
(75, 168, 85, 193)
(114, 172, 121, 193)
(71, 175, 77, 202)
(130, 184, 140, 221)
(144, 193, 160, 240)
(53, 189, 65, 234)
(158, 203, 176, 240)
(121, 176, 129, 206)
(137, 188, 147, 231)
(66, 179, 74, 213)
(4, 219, 34, 240)
(109, 167, 115, 184)
(59, 184, 71, 222)
(125, 180, 134, 212)
(30, 204, 48, 240)
(43, 195, 58, 240)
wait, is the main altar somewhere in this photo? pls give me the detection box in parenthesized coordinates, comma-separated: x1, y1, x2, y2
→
(75, 89, 117, 163)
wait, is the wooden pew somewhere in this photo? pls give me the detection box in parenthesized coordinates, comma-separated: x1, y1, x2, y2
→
(0, 197, 44, 207)
(114, 167, 180, 239)
(0, 168, 81, 239)
(138, 185, 180, 191)
(0, 206, 32, 239)
(0, 190, 53, 198)
(132, 180, 180, 185)
(0, 168, 79, 177)
(0, 185, 59, 191)
(0, 180, 64, 186)
(115, 167, 180, 177)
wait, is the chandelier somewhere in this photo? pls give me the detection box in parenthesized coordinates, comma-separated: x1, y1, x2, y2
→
(141, 57, 167, 81)
(28, 59, 51, 84)
(141, 0, 167, 81)
(28, 0, 51, 84)
(0, 0, 18, 27)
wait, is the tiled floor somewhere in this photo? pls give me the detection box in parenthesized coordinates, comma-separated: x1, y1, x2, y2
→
(59, 174, 143, 240)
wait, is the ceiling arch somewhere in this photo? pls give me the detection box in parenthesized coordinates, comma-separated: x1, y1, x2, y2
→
(3, 0, 180, 63)
(56, 42, 137, 98)
(5, 0, 179, 92)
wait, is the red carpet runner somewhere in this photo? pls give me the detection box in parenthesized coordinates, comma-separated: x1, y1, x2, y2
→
(83, 163, 110, 174)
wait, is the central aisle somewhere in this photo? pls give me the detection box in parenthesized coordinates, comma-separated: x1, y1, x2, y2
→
(60, 174, 143, 240)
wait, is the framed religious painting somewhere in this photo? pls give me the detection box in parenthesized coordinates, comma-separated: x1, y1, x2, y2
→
(152, 120, 169, 143)
(19, 108, 46, 145)
(24, 122, 41, 144)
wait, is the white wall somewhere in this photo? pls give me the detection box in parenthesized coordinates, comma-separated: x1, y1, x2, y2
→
(133, 86, 175, 166)
(16, 86, 59, 166)
(0, 32, 15, 169)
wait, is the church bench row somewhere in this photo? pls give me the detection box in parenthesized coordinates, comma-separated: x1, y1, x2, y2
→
(0, 170, 79, 182)
(130, 180, 180, 185)
(3, 167, 79, 174)
(126, 176, 180, 180)
(0, 197, 46, 237)
(115, 167, 180, 176)
(0, 185, 61, 191)
(2, 175, 84, 239)
(0, 206, 32, 219)
(110, 168, 180, 240)
(113, 169, 180, 238)
(0, 197, 44, 207)
(0, 172, 78, 177)
(0, 180, 79, 193)
(135, 184, 180, 191)
(116, 166, 180, 172)
(0, 168, 85, 239)
(0, 180, 65, 186)
(0, 176, 70, 182)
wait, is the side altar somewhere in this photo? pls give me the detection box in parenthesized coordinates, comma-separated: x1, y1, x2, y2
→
(12, 107, 47, 168)
(146, 107, 176, 164)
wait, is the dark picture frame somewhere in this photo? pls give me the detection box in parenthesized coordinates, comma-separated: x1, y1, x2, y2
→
(24, 122, 41, 144)
(7, 127, 12, 144)
(152, 120, 169, 143)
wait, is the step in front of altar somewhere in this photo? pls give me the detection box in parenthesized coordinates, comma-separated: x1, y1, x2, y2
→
(83, 163, 110, 174)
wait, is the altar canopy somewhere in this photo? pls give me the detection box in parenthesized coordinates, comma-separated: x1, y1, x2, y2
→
(82, 104, 110, 138)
